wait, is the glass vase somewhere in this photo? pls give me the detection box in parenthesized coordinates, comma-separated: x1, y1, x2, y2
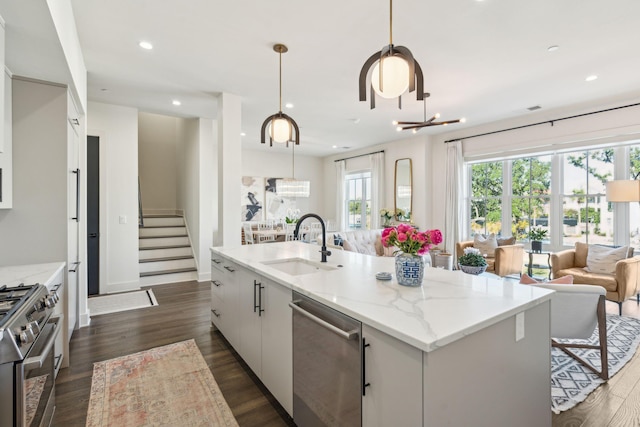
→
(395, 253, 425, 287)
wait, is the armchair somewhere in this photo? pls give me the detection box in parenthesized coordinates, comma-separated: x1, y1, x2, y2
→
(535, 283, 608, 380)
(455, 240, 524, 277)
(551, 242, 640, 315)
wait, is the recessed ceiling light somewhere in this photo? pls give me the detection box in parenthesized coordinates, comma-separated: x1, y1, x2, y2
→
(585, 75, 598, 82)
(241, 132, 246, 137)
(285, 103, 294, 109)
(139, 41, 153, 50)
(332, 145, 337, 148)
(547, 45, 559, 52)
(172, 100, 181, 106)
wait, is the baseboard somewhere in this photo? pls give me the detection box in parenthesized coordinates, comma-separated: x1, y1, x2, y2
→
(79, 311, 91, 328)
(198, 271, 211, 282)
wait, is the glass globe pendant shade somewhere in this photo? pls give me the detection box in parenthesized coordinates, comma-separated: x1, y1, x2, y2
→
(371, 55, 410, 99)
(269, 117, 292, 143)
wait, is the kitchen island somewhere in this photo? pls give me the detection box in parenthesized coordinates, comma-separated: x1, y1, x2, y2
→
(211, 242, 553, 427)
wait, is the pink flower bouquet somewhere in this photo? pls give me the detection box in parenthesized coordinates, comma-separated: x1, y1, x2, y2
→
(381, 224, 442, 256)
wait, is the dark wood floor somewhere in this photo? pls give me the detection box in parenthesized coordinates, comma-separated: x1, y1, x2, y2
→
(54, 281, 640, 427)
(53, 280, 294, 427)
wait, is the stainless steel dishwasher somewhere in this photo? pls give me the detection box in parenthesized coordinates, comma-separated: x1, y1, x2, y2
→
(290, 291, 362, 427)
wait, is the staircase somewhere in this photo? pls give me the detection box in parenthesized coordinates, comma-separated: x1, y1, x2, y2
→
(139, 215, 197, 286)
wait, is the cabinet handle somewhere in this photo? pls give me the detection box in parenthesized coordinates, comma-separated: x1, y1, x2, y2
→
(258, 283, 265, 317)
(212, 259, 222, 264)
(253, 280, 260, 313)
(71, 169, 80, 222)
(69, 261, 81, 273)
(224, 265, 235, 272)
(362, 339, 371, 396)
(212, 309, 220, 318)
(212, 280, 222, 287)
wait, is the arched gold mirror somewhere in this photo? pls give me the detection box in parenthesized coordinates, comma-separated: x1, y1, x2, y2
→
(394, 158, 412, 222)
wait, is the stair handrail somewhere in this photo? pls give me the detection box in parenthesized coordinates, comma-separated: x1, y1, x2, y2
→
(138, 176, 144, 228)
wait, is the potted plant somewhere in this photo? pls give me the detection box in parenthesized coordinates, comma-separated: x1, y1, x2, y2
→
(528, 227, 548, 253)
(381, 224, 442, 286)
(380, 208, 393, 226)
(458, 247, 488, 275)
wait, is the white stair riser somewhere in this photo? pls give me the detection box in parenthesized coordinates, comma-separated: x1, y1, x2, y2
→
(139, 226, 186, 237)
(140, 270, 198, 286)
(139, 236, 190, 248)
(139, 258, 196, 273)
(139, 247, 192, 260)
(143, 217, 185, 227)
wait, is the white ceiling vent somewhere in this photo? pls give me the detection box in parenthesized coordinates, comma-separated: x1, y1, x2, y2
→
(527, 105, 542, 111)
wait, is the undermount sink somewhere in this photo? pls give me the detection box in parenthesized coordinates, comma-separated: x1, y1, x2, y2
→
(261, 257, 338, 276)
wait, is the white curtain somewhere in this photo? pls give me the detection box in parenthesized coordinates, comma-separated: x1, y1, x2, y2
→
(370, 152, 385, 229)
(335, 160, 346, 231)
(444, 141, 464, 253)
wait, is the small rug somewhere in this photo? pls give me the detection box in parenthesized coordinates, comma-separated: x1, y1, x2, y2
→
(551, 314, 640, 413)
(88, 289, 158, 316)
(86, 339, 238, 427)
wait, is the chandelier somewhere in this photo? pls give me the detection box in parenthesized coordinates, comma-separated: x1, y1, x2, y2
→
(393, 93, 466, 133)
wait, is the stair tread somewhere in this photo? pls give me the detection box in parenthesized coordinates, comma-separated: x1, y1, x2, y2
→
(143, 215, 183, 218)
(140, 225, 185, 229)
(139, 234, 188, 239)
(140, 267, 197, 277)
(139, 255, 194, 263)
(139, 245, 191, 250)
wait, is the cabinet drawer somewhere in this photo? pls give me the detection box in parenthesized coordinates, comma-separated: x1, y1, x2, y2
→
(211, 294, 224, 331)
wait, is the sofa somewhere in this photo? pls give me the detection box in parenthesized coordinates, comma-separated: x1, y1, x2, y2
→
(456, 235, 524, 277)
(334, 229, 388, 256)
(551, 242, 640, 315)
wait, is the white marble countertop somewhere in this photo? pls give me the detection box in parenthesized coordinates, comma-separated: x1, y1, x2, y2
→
(211, 242, 553, 353)
(0, 262, 66, 291)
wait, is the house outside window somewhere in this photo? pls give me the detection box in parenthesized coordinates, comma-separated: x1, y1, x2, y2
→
(345, 171, 371, 229)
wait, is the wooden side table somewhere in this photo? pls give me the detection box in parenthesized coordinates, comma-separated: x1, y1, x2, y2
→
(525, 250, 552, 280)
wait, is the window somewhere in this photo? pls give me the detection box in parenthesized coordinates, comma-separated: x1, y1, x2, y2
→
(465, 144, 640, 249)
(345, 171, 371, 229)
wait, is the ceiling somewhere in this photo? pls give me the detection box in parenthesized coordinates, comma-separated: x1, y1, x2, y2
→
(7, 1, 640, 156)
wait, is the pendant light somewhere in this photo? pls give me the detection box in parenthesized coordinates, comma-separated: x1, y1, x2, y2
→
(261, 44, 300, 147)
(359, 0, 424, 109)
(393, 93, 466, 133)
(276, 142, 310, 198)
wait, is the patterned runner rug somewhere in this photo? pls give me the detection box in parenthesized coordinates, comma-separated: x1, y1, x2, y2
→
(86, 340, 238, 426)
(552, 314, 640, 413)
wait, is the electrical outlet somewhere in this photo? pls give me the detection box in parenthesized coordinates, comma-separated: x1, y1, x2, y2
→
(119, 215, 127, 224)
(516, 312, 525, 341)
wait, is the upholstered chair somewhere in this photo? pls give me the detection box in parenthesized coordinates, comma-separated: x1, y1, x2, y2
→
(551, 242, 640, 315)
(455, 235, 524, 277)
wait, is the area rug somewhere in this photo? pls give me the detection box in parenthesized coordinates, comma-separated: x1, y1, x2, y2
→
(86, 339, 238, 427)
(551, 314, 640, 413)
(88, 289, 158, 316)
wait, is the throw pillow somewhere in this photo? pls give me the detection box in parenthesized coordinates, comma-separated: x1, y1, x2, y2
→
(374, 235, 384, 256)
(519, 273, 573, 285)
(497, 236, 516, 246)
(585, 245, 629, 274)
(473, 233, 498, 257)
(342, 239, 354, 253)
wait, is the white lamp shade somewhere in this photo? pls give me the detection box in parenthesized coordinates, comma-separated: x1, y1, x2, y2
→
(606, 180, 640, 202)
(371, 56, 410, 99)
(269, 117, 291, 143)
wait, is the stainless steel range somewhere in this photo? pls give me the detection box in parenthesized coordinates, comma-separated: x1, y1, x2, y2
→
(0, 283, 61, 427)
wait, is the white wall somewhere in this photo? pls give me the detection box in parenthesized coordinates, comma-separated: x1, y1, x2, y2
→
(87, 101, 139, 293)
(243, 148, 325, 219)
(0, 79, 67, 264)
(428, 96, 640, 238)
(322, 135, 430, 229)
(138, 112, 179, 211)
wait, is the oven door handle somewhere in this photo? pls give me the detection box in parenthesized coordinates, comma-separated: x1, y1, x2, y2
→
(23, 315, 62, 371)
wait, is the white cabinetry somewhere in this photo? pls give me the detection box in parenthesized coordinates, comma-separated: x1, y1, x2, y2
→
(0, 15, 11, 208)
(362, 324, 423, 427)
(210, 256, 239, 349)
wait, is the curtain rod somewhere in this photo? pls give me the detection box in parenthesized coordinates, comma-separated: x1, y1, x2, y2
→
(333, 150, 385, 163)
(444, 102, 640, 144)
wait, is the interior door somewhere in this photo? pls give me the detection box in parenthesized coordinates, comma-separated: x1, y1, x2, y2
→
(87, 135, 100, 295)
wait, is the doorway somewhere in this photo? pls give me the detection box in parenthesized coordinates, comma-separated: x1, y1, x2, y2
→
(87, 136, 100, 295)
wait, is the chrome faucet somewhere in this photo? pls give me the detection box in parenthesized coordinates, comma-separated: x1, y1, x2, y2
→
(294, 213, 331, 262)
